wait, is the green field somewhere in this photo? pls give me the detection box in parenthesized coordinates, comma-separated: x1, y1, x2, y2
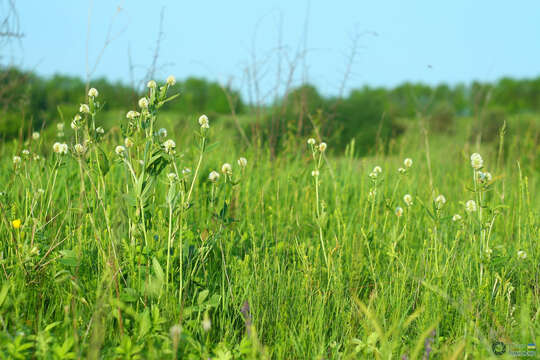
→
(0, 83, 538, 359)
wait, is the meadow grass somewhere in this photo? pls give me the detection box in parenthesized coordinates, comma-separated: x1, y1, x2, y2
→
(0, 83, 538, 359)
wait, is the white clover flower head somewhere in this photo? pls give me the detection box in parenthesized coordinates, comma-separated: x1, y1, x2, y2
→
(198, 114, 209, 128)
(202, 317, 211, 332)
(37, 188, 45, 195)
(167, 172, 177, 182)
(182, 168, 191, 175)
(32, 132, 40, 140)
(395, 206, 404, 217)
(369, 171, 378, 179)
(237, 157, 247, 167)
(163, 139, 176, 154)
(53, 142, 61, 153)
(169, 324, 182, 340)
(307, 138, 316, 145)
(208, 171, 220, 182)
(158, 128, 168, 137)
(368, 188, 377, 200)
(166, 75, 176, 86)
(435, 195, 446, 209)
(470, 153, 483, 169)
(33, 154, 40, 161)
(373, 166, 382, 174)
(398, 167, 406, 174)
(80, 104, 90, 114)
(318, 142, 327, 152)
(517, 250, 527, 260)
(147, 80, 157, 89)
(124, 137, 134, 148)
(88, 88, 99, 97)
(126, 110, 140, 120)
(71, 120, 79, 130)
(452, 214, 462, 222)
(13, 156, 21, 165)
(57, 123, 64, 131)
(465, 199, 477, 213)
(74, 143, 86, 155)
(477, 171, 492, 183)
(403, 194, 413, 206)
(138, 97, 149, 109)
(53, 142, 68, 154)
(404, 158, 413, 168)
(96, 127, 105, 134)
(22, 149, 30, 156)
(115, 145, 126, 156)
(311, 169, 320, 177)
(221, 163, 232, 175)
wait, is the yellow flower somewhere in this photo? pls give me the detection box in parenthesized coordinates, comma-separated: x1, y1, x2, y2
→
(12, 219, 21, 229)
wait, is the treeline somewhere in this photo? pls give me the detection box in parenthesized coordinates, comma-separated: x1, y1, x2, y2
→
(1, 66, 540, 152)
(0, 67, 243, 137)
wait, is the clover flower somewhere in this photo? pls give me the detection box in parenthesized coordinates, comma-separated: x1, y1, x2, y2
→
(470, 153, 483, 169)
(465, 200, 477, 212)
(435, 195, 446, 209)
(318, 142, 327, 152)
(395, 206, 404, 217)
(517, 250, 527, 260)
(368, 188, 377, 201)
(88, 88, 99, 97)
(53, 142, 68, 154)
(198, 114, 209, 128)
(13, 156, 21, 165)
(373, 166, 382, 174)
(208, 171, 220, 182)
(403, 158, 413, 168)
(147, 80, 157, 89)
(182, 168, 191, 175)
(166, 75, 176, 86)
(74, 143, 86, 155)
(169, 324, 182, 341)
(398, 167, 406, 174)
(307, 138, 316, 145)
(403, 194, 413, 206)
(57, 123, 64, 131)
(477, 171, 492, 183)
(311, 170, 320, 177)
(124, 138, 134, 148)
(21, 149, 30, 156)
(237, 157, 247, 167)
(452, 214, 462, 222)
(80, 104, 90, 114)
(158, 128, 168, 137)
(115, 145, 126, 156)
(167, 173, 177, 182)
(221, 163, 232, 175)
(138, 97, 149, 109)
(163, 139, 176, 154)
(32, 132, 40, 140)
(202, 316, 211, 332)
(96, 127, 105, 134)
(126, 110, 140, 120)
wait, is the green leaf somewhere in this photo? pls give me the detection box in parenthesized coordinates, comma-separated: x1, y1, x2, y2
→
(152, 257, 164, 283)
(59, 250, 78, 267)
(197, 289, 209, 305)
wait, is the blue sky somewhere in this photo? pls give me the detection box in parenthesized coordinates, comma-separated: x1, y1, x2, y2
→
(9, 0, 540, 96)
